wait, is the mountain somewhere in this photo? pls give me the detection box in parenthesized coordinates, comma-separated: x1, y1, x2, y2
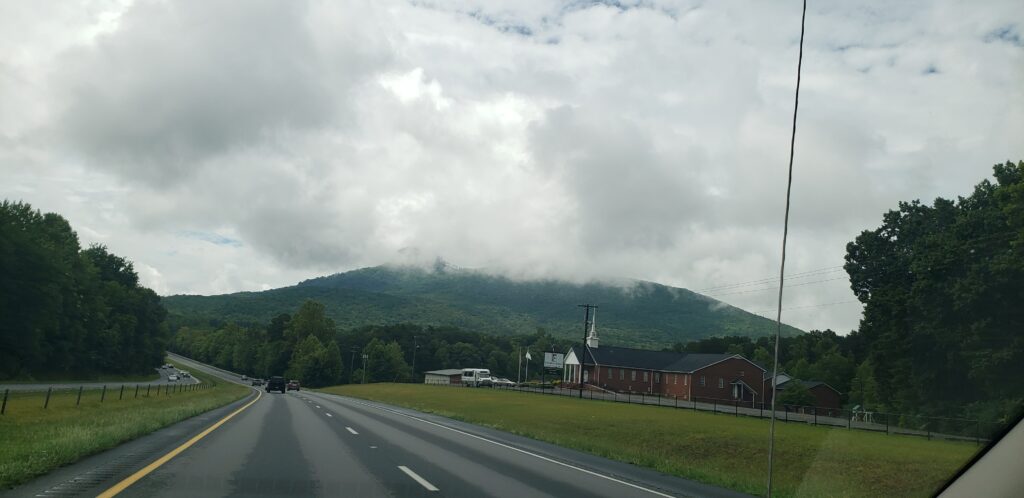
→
(162, 264, 803, 347)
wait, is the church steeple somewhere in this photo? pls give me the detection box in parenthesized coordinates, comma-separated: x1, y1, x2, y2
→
(586, 308, 599, 348)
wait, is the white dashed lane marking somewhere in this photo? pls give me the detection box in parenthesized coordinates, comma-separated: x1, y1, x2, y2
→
(398, 466, 439, 492)
(346, 427, 359, 435)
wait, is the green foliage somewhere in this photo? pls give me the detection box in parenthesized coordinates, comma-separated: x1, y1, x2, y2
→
(162, 263, 804, 349)
(0, 201, 168, 379)
(778, 382, 815, 407)
(845, 161, 1024, 419)
(363, 338, 411, 383)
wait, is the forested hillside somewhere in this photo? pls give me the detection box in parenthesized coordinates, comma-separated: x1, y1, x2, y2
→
(0, 201, 169, 379)
(164, 264, 803, 348)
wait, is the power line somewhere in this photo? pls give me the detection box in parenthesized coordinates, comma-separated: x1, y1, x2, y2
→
(768, 0, 806, 495)
(750, 299, 861, 314)
(694, 265, 843, 292)
(706, 276, 846, 297)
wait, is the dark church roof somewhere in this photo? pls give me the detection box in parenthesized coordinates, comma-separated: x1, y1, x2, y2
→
(569, 345, 763, 374)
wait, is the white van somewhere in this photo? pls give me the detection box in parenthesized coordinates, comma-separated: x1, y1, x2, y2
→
(462, 368, 492, 387)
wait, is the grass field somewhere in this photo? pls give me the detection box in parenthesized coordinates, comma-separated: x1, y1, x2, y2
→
(321, 384, 979, 498)
(0, 360, 249, 489)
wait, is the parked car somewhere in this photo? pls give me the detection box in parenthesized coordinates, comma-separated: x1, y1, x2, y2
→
(462, 368, 493, 387)
(287, 380, 301, 391)
(492, 377, 515, 387)
(180, 371, 191, 378)
(266, 376, 286, 393)
(168, 374, 179, 382)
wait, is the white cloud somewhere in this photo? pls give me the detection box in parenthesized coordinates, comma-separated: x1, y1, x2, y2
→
(1, 0, 1021, 333)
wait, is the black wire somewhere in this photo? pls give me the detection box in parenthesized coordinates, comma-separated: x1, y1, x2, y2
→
(767, 0, 807, 496)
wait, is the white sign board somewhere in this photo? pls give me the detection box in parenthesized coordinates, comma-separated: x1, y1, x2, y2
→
(543, 352, 564, 369)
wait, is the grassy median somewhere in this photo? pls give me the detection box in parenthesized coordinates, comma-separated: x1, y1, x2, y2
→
(321, 384, 978, 498)
(0, 361, 249, 489)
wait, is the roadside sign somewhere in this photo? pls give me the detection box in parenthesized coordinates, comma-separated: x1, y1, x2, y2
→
(544, 352, 564, 369)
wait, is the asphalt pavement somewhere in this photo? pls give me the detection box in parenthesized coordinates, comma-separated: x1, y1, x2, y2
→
(5, 354, 750, 498)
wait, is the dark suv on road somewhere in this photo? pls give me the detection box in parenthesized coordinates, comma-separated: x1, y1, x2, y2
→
(266, 376, 286, 393)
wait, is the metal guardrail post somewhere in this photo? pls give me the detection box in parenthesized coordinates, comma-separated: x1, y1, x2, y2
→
(77, 386, 83, 406)
(135, 385, 139, 398)
(119, 385, 125, 400)
(44, 387, 52, 409)
(1, 388, 7, 415)
(101, 385, 106, 402)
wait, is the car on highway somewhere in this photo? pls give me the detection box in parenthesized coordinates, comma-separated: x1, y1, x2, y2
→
(492, 377, 515, 387)
(241, 375, 248, 380)
(265, 376, 286, 393)
(168, 374, 179, 382)
(287, 380, 301, 391)
(251, 378, 263, 386)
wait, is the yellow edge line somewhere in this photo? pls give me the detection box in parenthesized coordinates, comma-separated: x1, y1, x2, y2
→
(96, 388, 262, 498)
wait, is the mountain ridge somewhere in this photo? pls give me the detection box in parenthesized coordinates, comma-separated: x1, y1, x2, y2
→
(162, 264, 804, 347)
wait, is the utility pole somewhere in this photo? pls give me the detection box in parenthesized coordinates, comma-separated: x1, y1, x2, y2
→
(411, 335, 419, 383)
(362, 353, 368, 384)
(349, 348, 358, 384)
(517, 346, 522, 384)
(577, 304, 597, 399)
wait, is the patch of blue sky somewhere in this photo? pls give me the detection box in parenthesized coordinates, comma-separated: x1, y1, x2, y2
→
(984, 24, 1022, 47)
(179, 230, 242, 247)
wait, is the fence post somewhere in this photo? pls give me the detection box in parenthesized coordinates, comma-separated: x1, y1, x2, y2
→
(1, 388, 7, 415)
(147, 384, 151, 397)
(814, 407, 817, 426)
(847, 409, 851, 429)
(77, 386, 83, 406)
(713, 400, 716, 414)
(735, 401, 738, 417)
(675, 396, 678, 409)
(44, 387, 52, 409)
(976, 420, 981, 445)
(100, 385, 106, 402)
(119, 385, 125, 400)
(135, 385, 139, 399)
(784, 406, 788, 422)
(885, 413, 889, 435)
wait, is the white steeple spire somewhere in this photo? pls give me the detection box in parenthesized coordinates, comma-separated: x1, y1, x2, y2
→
(586, 307, 599, 348)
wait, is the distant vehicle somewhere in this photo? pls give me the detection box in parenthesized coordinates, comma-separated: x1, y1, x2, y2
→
(287, 380, 300, 391)
(492, 377, 515, 387)
(462, 368, 493, 387)
(251, 378, 263, 386)
(241, 375, 248, 380)
(168, 374, 179, 382)
(266, 376, 286, 393)
(180, 371, 191, 378)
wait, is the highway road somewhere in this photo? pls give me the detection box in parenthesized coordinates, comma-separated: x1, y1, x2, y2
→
(5, 354, 749, 498)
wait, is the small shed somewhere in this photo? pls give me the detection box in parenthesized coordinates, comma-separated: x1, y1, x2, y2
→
(424, 369, 463, 385)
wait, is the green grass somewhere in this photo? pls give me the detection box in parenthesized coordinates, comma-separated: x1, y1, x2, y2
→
(1, 371, 162, 384)
(320, 384, 979, 498)
(0, 360, 249, 489)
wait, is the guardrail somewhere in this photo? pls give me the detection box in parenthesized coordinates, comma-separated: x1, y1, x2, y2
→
(432, 382, 999, 445)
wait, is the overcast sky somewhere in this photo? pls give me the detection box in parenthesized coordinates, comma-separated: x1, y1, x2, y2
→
(2, 0, 1021, 333)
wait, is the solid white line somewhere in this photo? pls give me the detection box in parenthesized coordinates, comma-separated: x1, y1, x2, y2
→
(398, 466, 439, 492)
(346, 427, 359, 435)
(326, 413, 333, 417)
(316, 394, 674, 498)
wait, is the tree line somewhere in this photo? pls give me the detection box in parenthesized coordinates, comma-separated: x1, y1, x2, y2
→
(0, 201, 169, 379)
(169, 301, 574, 387)
(677, 161, 1024, 424)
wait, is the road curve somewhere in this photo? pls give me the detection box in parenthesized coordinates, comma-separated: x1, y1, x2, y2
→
(6, 354, 750, 498)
